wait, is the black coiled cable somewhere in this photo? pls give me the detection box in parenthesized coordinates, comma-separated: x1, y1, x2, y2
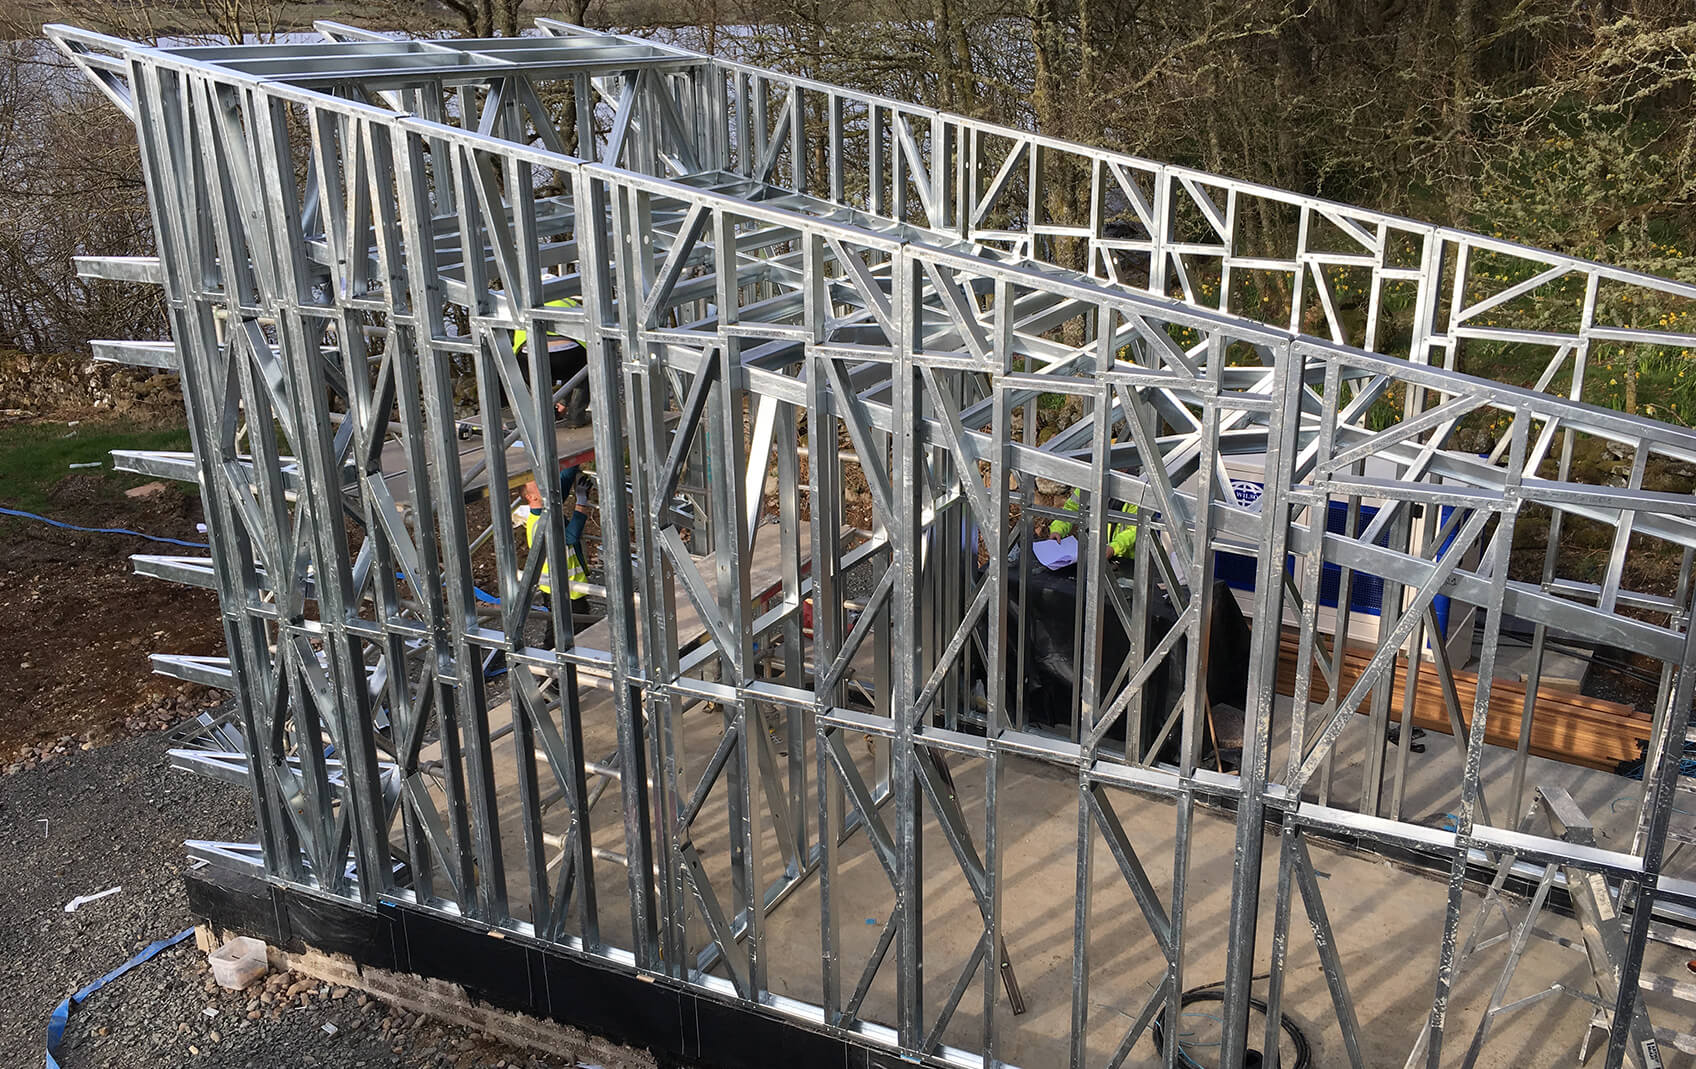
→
(1149, 985, 1312, 1069)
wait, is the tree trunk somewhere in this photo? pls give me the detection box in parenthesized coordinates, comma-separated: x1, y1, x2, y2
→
(1448, 0, 1476, 220)
(1027, 0, 1067, 138)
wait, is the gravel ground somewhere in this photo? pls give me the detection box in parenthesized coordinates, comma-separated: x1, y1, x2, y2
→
(0, 720, 621, 1068)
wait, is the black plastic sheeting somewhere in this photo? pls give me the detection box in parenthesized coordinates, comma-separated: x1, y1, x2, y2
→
(186, 867, 924, 1069)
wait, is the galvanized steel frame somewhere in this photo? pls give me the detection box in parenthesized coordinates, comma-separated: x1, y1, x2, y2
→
(50, 19, 1696, 1069)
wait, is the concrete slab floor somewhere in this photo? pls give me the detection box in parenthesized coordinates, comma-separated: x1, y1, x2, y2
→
(445, 679, 1695, 1069)
(744, 752, 1695, 1069)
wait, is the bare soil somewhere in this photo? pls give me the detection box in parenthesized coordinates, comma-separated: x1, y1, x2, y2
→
(0, 464, 225, 765)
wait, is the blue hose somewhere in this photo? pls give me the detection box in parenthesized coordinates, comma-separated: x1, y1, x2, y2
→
(45, 928, 194, 1068)
(0, 504, 209, 550)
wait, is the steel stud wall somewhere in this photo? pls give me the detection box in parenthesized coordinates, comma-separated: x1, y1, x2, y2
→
(50, 20, 1696, 1069)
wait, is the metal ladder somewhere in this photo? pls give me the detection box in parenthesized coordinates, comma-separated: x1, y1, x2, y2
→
(1405, 785, 1667, 1069)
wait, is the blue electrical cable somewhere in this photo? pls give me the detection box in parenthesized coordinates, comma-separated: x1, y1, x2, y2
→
(0, 504, 209, 550)
(45, 927, 195, 1068)
(1618, 739, 1696, 781)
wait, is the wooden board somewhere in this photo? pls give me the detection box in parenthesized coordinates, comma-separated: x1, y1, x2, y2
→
(1275, 633, 1650, 773)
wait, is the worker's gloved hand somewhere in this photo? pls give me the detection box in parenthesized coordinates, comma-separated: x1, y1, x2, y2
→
(511, 504, 530, 527)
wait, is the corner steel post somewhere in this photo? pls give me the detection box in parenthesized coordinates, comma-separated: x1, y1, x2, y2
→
(1219, 341, 1301, 1069)
(586, 168, 661, 966)
(891, 245, 926, 1047)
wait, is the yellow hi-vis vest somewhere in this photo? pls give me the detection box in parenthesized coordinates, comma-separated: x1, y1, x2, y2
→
(1048, 489, 1138, 559)
(521, 508, 588, 599)
(513, 297, 582, 352)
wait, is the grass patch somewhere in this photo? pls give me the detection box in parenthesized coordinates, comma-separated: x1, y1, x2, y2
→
(0, 419, 194, 513)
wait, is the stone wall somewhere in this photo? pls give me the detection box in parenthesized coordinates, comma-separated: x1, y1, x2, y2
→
(0, 349, 183, 418)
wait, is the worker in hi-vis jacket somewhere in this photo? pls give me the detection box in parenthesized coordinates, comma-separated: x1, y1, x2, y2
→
(1048, 487, 1139, 560)
(514, 465, 592, 648)
(513, 296, 589, 428)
